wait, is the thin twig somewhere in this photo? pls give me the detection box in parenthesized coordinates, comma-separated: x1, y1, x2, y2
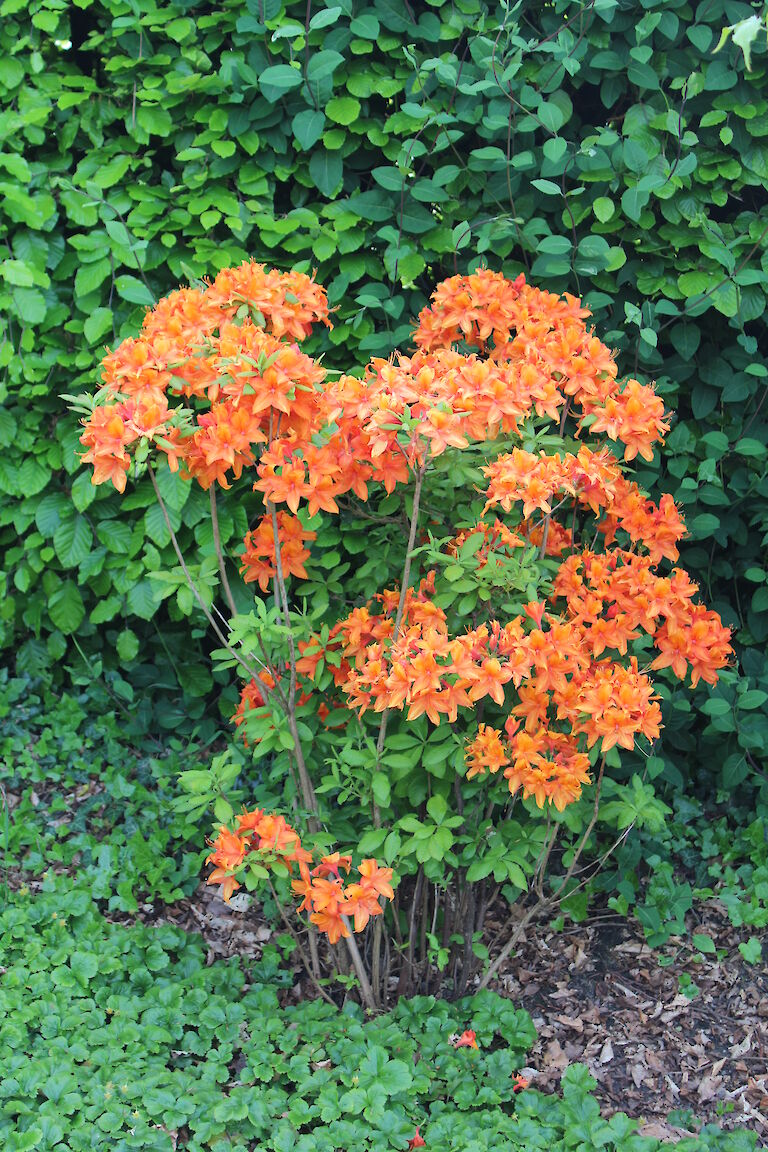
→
(372, 464, 427, 825)
(210, 486, 238, 618)
(268, 499, 319, 827)
(148, 465, 261, 682)
(266, 879, 335, 1006)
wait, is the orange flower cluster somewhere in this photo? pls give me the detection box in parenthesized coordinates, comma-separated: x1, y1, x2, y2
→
(466, 721, 591, 812)
(231, 675, 272, 745)
(414, 269, 669, 462)
(553, 549, 733, 685)
(206, 808, 393, 943)
(300, 564, 670, 777)
(205, 262, 331, 341)
(240, 511, 317, 591)
(482, 446, 687, 564)
(80, 264, 330, 493)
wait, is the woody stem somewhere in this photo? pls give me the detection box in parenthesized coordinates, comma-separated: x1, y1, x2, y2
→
(266, 879, 334, 1006)
(372, 464, 426, 827)
(341, 917, 377, 1011)
(551, 756, 606, 901)
(371, 917, 383, 1008)
(210, 485, 238, 618)
(478, 758, 606, 991)
(268, 500, 319, 830)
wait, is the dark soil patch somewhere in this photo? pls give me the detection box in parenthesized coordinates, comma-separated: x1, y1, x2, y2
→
(490, 904, 767, 1144)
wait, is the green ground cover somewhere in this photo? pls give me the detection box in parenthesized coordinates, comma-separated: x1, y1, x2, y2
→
(1, 674, 763, 1150)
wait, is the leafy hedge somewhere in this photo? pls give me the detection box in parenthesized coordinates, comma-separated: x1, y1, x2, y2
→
(1, 0, 767, 779)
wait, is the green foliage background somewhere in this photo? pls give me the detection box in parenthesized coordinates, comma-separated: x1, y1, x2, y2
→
(1, 0, 767, 784)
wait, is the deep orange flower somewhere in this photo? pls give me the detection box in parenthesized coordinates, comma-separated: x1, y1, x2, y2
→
(453, 1030, 479, 1049)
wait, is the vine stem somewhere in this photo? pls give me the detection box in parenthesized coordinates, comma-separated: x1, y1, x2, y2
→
(372, 463, 426, 826)
(341, 918, 377, 1012)
(210, 486, 238, 618)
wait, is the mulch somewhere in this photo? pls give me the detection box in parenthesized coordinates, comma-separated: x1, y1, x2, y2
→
(492, 903, 768, 1145)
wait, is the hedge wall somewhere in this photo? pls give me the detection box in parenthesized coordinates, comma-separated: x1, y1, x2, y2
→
(1, 0, 767, 776)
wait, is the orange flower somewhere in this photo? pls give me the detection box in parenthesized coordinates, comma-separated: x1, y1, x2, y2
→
(408, 1128, 427, 1148)
(355, 859, 395, 900)
(512, 1074, 530, 1092)
(452, 1030, 479, 1049)
(240, 511, 316, 590)
(465, 725, 510, 779)
(313, 853, 352, 879)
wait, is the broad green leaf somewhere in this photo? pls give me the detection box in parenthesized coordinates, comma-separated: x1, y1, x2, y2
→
(54, 515, 93, 567)
(49, 581, 85, 634)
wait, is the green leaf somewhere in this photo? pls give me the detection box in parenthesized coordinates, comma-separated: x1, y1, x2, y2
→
(83, 307, 114, 344)
(669, 323, 700, 360)
(531, 178, 561, 196)
(292, 109, 326, 150)
(116, 628, 140, 662)
(114, 275, 155, 307)
(309, 150, 343, 197)
(735, 438, 767, 458)
(70, 952, 99, 986)
(49, 581, 85, 634)
(692, 933, 716, 954)
(426, 794, 447, 824)
(127, 580, 159, 621)
(309, 5, 342, 30)
(372, 772, 390, 807)
(621, 186, 650, 222)
(326, 96, 361, 126)
(54, 515, 93, 567)
(260, 64, 304, 98)
(1, 258, 34, 286)
(92, 154, 132, 189)
(136, 105, 173, 137)
(91, 595, 122, 624)
(378, 1059, 413, 1096)
(678, 271, 713, 297)
(350, 13, 379, 37)
(593, 196, 614, 222)
(738, 937, 762, 964)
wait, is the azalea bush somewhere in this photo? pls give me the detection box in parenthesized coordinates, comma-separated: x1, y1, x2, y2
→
(72, 263, 733, 1007)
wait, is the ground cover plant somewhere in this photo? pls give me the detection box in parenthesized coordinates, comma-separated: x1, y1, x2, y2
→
(0, 876, 759, 1152)
(0, 670, 203, 910)
(69, 263, 736, 1009)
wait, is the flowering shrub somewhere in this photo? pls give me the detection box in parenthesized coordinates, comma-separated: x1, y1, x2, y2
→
(74, 263, 732, 1007)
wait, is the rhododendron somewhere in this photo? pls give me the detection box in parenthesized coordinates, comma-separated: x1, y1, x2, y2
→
(73, 264, 733, 1007)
